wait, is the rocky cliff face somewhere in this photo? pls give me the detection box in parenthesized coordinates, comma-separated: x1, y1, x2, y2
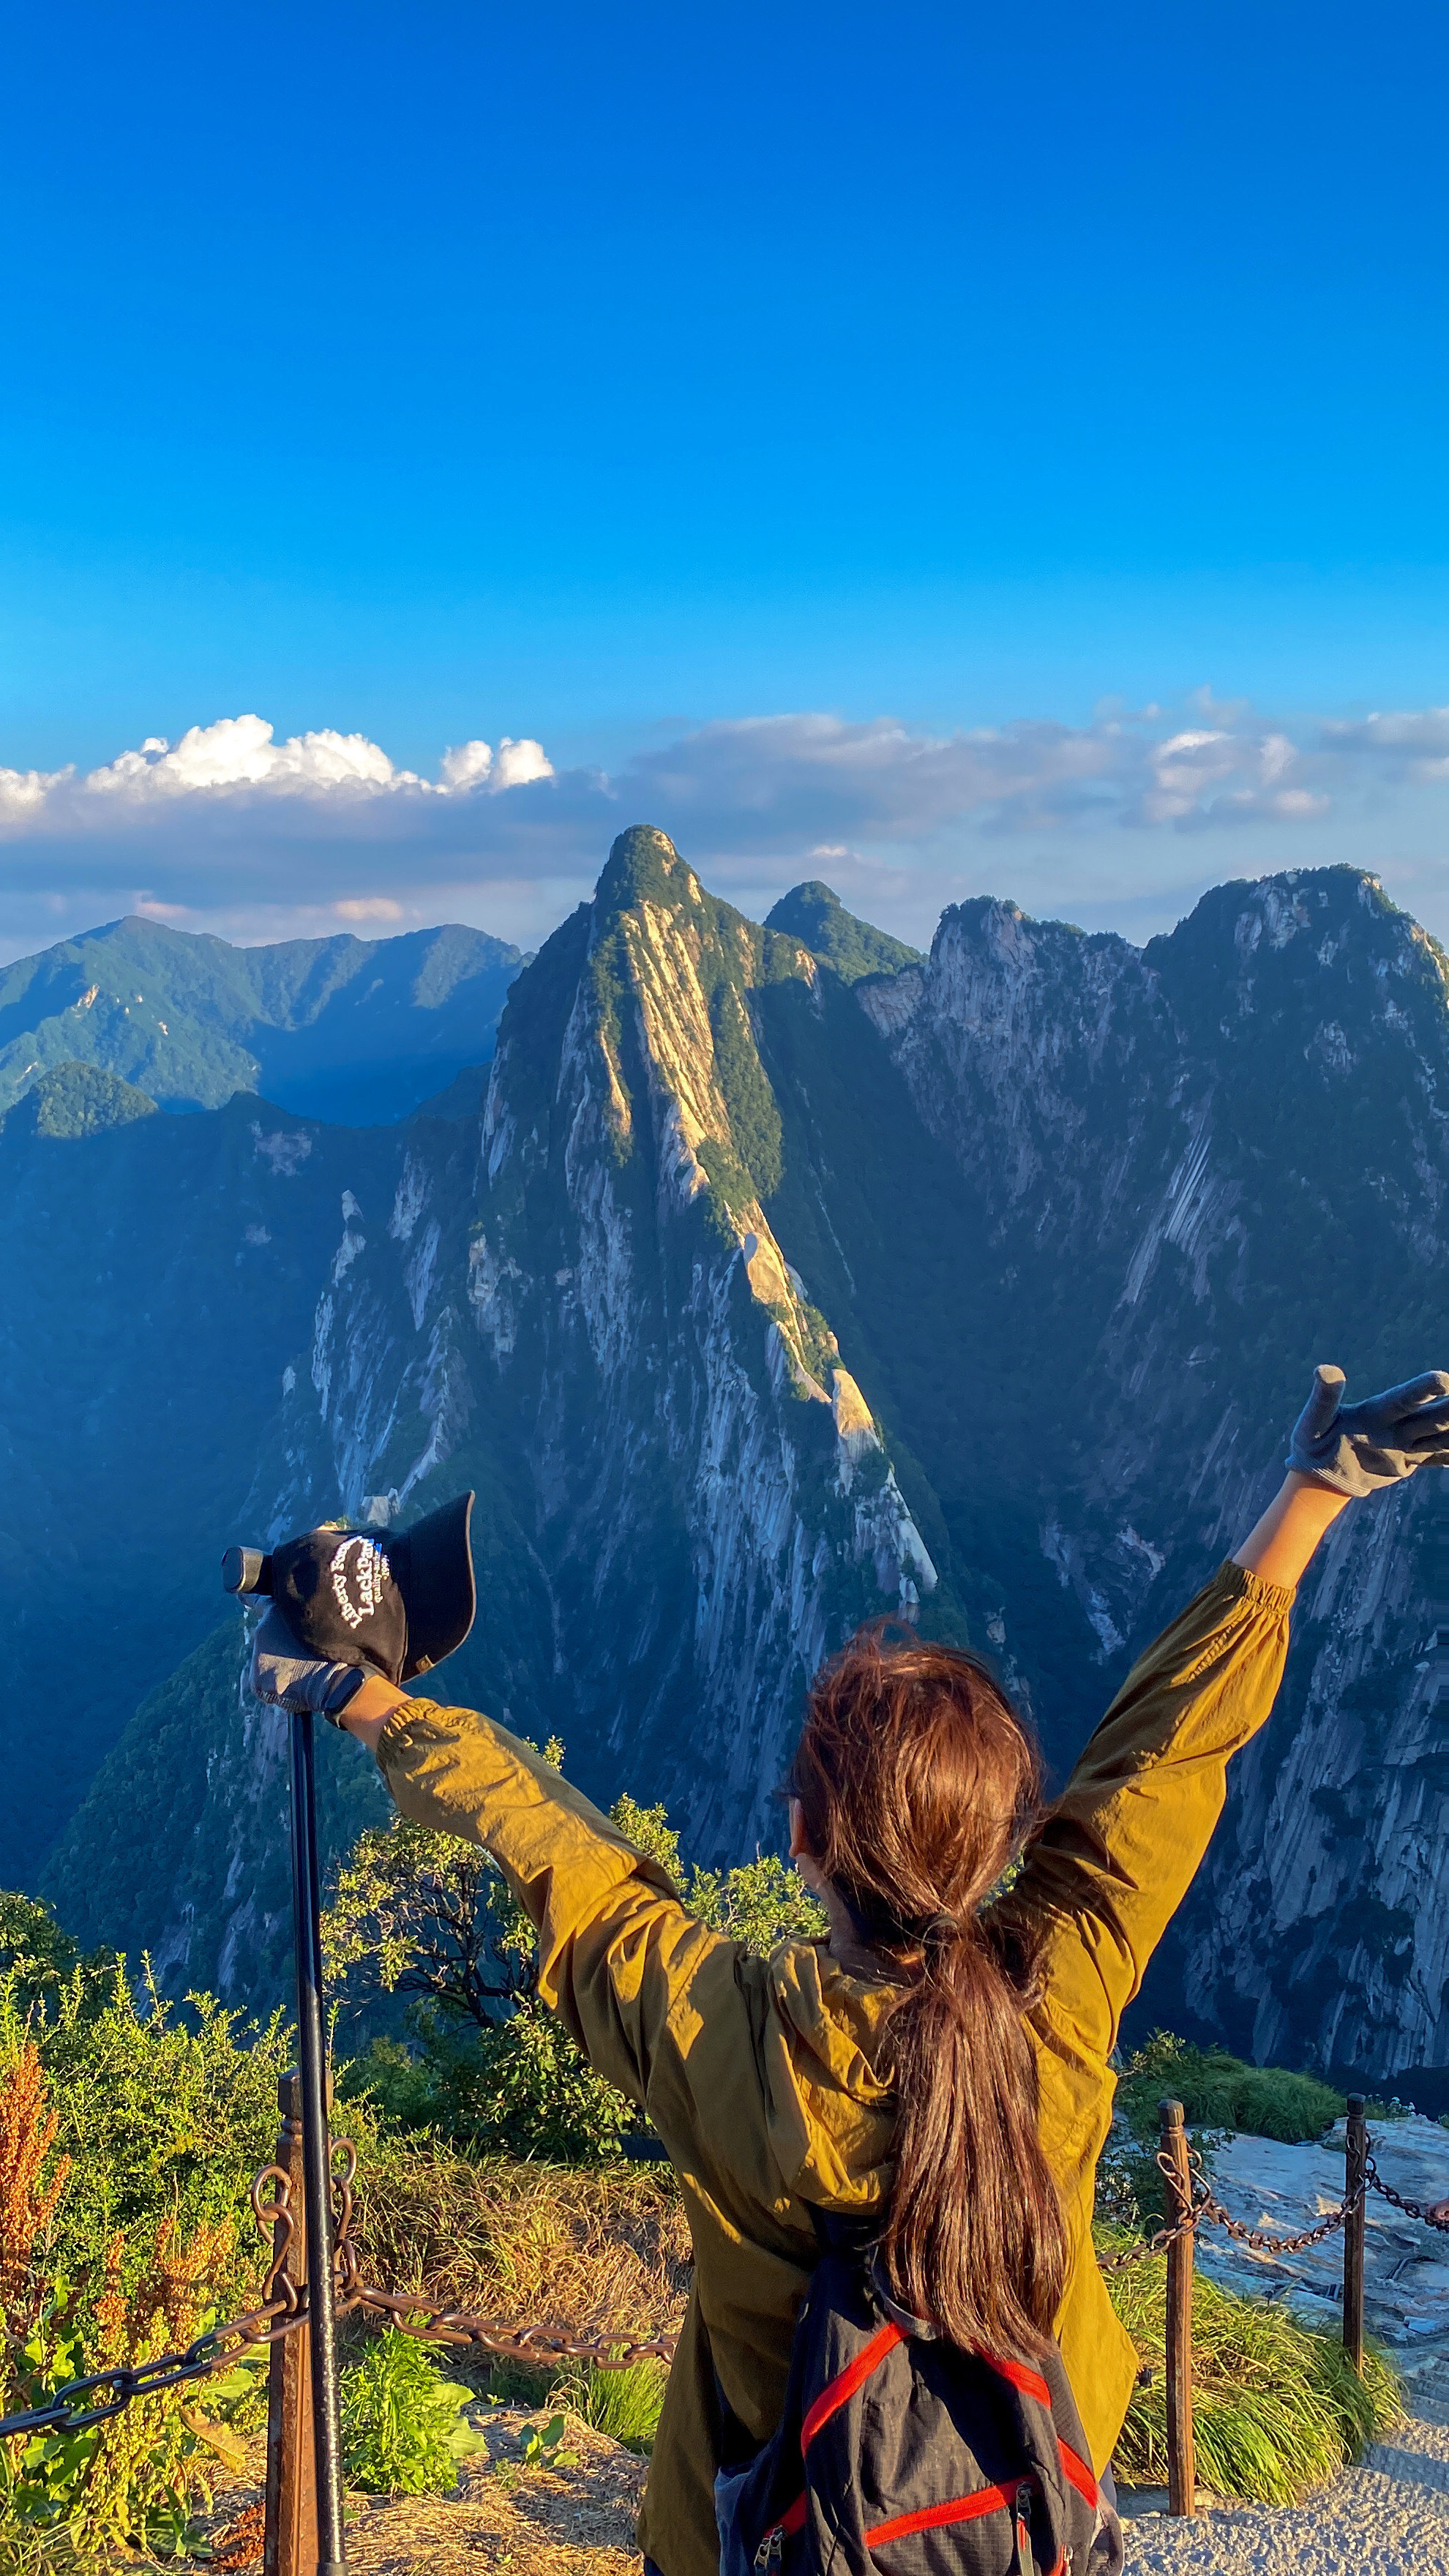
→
(848, 864, 1449, 2094)
(250, 828, 940, 1859)
(35, 846, 1449, 2092)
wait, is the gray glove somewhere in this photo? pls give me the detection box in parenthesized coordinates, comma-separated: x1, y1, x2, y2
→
(1287, 1363, 1449, 1498)
(247, 1603, 367, 1721)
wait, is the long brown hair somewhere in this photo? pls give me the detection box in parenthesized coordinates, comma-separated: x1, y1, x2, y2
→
(790, 1620, 1066, 2360)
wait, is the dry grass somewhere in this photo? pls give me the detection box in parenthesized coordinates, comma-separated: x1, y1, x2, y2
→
(348, 2411, 647, 2576)
(351, 2144, 692, 2341)
(190, 2405, 648, 2576)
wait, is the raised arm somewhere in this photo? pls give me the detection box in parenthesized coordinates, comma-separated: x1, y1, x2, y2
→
(337, 1690, 740, 2135)
(993, 1363, 1449, 2124)
(1230, 1467, 1348, 1588)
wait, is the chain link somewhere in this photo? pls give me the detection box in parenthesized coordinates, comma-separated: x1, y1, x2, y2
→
(0, 2164, 309, 2442)
(1363, 2152, 1449, 2234)
(344, 2284, 680, 2370)
(1186, 2130, 1366, 2255)
(1096, 2139, 1366, 2270)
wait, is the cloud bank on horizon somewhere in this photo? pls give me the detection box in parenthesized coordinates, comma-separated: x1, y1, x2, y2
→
(4, 697, 1449, 963)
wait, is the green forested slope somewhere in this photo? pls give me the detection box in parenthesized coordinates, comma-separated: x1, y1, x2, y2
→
(0, 913, 524, 1123)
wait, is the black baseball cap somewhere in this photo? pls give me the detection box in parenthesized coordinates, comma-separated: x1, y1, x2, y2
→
(225, 1491, 476, 1687)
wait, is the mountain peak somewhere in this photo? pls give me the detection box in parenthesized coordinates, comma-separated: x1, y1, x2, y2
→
(765, 880, 921, 984)
(7, 1059, 159, 1141)
(594, 825, 704, 926)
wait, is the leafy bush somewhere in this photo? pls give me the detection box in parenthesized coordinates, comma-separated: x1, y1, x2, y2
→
(0, 1900, 112, 2023)
(1117, 2031, 1344, 2146)
(607, 1797, 826, 1950)
(339, 2329, 484, 2495)
(438, 2002, 634, 2164)
(340, 2001, 633, 2165)
(4, 1958, 293, 2315)
(1104, 2239, 1400, 2504)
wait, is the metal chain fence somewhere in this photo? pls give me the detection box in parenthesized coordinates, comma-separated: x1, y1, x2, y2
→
(1096, 2138, 1367, 2272)
(0, 2141, 681, 2448)
(1, 2111, 1441, 2495)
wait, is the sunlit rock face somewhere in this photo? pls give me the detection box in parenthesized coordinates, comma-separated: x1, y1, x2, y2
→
(280, 828, 938, 1860)
(30, 849, 1449, 2091)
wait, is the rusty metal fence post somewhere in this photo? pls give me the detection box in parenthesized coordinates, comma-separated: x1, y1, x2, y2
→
(1159, 2097, 1196, 2517)
(1343, 2092, 1367, 2375)
(264, 2067, 332, 2576)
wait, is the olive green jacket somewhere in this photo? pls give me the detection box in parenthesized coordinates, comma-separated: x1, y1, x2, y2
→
(376, 1558, 1293, 2576)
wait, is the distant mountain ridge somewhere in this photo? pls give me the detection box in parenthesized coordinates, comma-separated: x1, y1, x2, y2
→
(0, 913, 526, 1126)
(18, 841, 1449, 2097)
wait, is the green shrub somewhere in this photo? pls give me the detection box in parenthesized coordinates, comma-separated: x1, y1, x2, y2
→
(452, 2004, 633, 2164)
(339, 2330, 484, 2496)
(6, 1958, 295, 2317)
(611, 1797, 826, 1950)
(1104, 2239, 1400, 2503)
(1117, 2031, 1344, 2146)
(551, 2358, 669, 2454)
(342, 2000, 632, 2165)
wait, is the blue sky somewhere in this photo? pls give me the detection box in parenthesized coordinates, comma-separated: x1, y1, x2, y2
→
(3, 1, 1448, 957)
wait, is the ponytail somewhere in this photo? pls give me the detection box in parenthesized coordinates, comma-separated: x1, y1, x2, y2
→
(791, 1623, 1067, 2360)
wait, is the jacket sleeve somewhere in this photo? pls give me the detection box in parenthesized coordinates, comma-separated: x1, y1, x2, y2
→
(372, 1697, 751, 2148)
(992, 1557, 1295, 2086)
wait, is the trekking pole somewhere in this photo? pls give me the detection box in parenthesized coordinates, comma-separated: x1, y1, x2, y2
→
(227, 1495, 476, 2571)
(288, 1709, 348, 2575)
(264, 2070, 318, 2576)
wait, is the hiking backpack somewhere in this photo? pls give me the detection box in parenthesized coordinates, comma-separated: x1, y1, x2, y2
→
(715, 2233, 1124, 2576)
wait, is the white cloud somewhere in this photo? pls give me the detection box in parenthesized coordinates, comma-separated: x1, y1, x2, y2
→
(493, 735, 553, 788)
(86, 715, 409, 795)
(1320, 707, 1449, 781)
(438, 735, 554, 792)
(4, 694, 1449, 964)
(440, 738, 495, 789)
(0, 765, 70, 823)
(0, 715, 557, 828)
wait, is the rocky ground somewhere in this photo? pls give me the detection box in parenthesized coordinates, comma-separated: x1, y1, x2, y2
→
(1189, 2114, 1449, 2348)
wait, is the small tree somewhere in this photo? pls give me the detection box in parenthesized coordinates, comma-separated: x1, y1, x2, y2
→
(322, 1816, 536, 2029)
(611, 1796, 826, 1950)
(0, 1893, 115, 2021)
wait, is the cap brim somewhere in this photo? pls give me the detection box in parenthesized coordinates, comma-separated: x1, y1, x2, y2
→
(392, 1491, 476, 1682)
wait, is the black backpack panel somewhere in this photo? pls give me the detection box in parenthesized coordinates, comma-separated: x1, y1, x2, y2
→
(716, 2244, 1123, 2576)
